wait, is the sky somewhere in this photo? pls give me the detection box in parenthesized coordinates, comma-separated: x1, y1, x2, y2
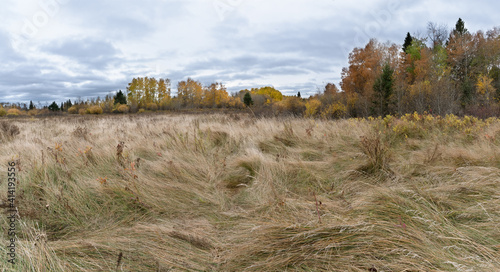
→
(1, 0, 499, 104)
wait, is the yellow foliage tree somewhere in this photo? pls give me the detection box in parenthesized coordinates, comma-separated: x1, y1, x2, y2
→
(251, 86, 283, 102)
(321, 103, 347, 119)
(304, 99, 322, 118)
(177, 78, 204, 107)
(158, 78, 171, 106)
(476, 74, 495, 98)
(204, 82, 229, 108)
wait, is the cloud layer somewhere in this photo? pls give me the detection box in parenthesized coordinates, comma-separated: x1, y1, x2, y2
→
(1, 0, 499, 103)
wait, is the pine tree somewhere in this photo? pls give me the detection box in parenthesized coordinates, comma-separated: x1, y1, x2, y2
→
(297, 91, 301, 98)
(453, 18, 468, 36)
(29, 100, 35, 110)
(48, 101, 60, 111)
(114, 90, 127, 105)
(403, 32, 413, 53)
(243, 92, 253, 106)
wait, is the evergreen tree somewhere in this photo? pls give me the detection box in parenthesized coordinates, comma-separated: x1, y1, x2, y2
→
(297, 91, 301, 98)
(243, 92, 253, 106)
(460, 79, 474, 108)
(489, 66, 500, 100)
(114, 90, 127, 105)
(372, 63, 394, 116)
(453, 18, 468, 36)
(403, 32, 413, 53)
(29, 100, 35, 110)
(48, 101, 60, 111)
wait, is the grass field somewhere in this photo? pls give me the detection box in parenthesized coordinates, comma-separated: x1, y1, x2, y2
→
(0, 113, 499, 271)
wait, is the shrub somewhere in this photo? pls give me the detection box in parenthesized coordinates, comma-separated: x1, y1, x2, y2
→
(277, 97, 305, 116)
(321, 102, 346, 119)
(158, 99, 171, 110)
(28, 109, 38, 116)
(86, 106, 103, 115)
(35, 108, 50, 116)
(68, 106, 78, 114)
(391, 120, 425, 139)
(146, 103, 158, 111)
(116, 104, 130, 114)
(0, 108, 6, 117)
(7, 108, 21, 116)
(138, 108, 146, 114)
(79, 109, 87, 115)
(225, 96, 245, 109)
(304, 99, 322, 118)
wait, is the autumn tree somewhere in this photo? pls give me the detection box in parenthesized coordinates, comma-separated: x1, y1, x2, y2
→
(127, 78, 140, 112)
(251, 86, 283, 103)
(158, 78, 171, 109)
(126, 77, 172, 111)
(203, 82, 229, 108)
(447, 18, 475, 107)
(304, 98, 321, 118)
(276, 96, 305, 116)
(476, 74, 495, 105)
(341, 39, 399, 116)
(427, 22, 448, 50)
(177, 78, 203, 107)
(144, 77, 157, 105)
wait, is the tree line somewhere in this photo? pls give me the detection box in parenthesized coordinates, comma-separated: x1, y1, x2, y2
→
(336, 18, 500, 118)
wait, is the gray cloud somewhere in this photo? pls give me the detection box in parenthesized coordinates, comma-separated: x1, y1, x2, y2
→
(42, 38, 121, 69)
(1, 0, 499, 103)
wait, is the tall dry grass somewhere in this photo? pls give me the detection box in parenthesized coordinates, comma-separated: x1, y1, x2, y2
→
(0, 113, 498, 271)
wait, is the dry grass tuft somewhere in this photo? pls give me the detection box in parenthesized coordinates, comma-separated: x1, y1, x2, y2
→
(358, 131, 391, 174)
(0, 121, 20, 142)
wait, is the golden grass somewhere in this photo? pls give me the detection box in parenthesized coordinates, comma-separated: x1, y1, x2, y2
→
(0, 113, 499, 271)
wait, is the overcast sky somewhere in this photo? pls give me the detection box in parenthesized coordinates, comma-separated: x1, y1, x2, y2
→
(1, 0, 499, 104)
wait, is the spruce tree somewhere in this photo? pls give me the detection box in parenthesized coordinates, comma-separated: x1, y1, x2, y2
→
(403, 32, 413, 53)
(372, 63, 394, 116)
(48, 101, 60, 111)
(114, 90, 127, 105)
(453, 18, 468, 36)
(243, 92, 253, 106)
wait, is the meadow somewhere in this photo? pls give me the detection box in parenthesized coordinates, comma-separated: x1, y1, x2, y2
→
(0, 113, 499, 271)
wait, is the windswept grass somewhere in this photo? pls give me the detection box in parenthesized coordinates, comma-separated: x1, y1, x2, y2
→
(0, 113, 499, 271)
